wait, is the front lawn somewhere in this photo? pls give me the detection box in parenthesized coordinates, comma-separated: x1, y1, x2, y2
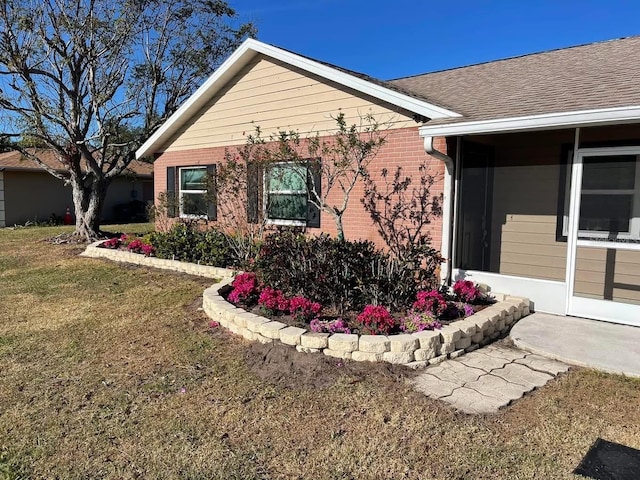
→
(0, 225, 638, 479)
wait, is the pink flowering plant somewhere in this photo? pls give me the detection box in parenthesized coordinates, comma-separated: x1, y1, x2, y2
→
(355, 305, 396, 335)
(289, 296, 322, 322)
(453, 280, 483, 304)
(101, 237, 122, 249)
(227, 272, 259, 305)
(310, 318, 351, 334)
(413, 290, 448, 317)
(400, 310, 442, 333)
(127, 238, 155, 256)
(258, 287, 290, 314)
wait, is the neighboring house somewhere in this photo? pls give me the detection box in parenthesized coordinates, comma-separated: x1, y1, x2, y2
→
(136, 36, 640, 328)
(0, 150, 154, 227)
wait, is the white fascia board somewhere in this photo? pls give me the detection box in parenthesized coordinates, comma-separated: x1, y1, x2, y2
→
(136, 41, 259, 159)
(136, 39, 460, 159)
(419, 105, 640, 138)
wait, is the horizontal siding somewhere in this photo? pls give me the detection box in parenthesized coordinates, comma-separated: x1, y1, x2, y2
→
(162, 55, 416, 151)
(574, 246, 640, 304)
(490, 154, 566, 281)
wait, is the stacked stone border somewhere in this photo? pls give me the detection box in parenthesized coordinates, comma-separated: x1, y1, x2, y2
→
(81, 240, 237, 280)
(204, 279, 531, 368)
(82, 241, 531, 368)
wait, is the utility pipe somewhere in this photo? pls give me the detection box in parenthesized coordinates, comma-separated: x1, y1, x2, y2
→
(423, 135, 455, 285)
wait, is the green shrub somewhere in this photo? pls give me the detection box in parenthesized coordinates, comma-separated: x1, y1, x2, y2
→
(252, 230, 441, 313)
(149, 222, 231, 267)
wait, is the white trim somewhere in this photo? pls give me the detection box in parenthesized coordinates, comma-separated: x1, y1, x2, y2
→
(178, 166, 208, 219)
(136, 39, 460, 159)
(565, 128, 581, 314)
(418, 105, 640, 137)
(568, 296, 640, 327)
(567, 143, 640, 324)
(452, 269, 567, 315)
(263, 161, 308, 225)
(576, 239, 640, 251)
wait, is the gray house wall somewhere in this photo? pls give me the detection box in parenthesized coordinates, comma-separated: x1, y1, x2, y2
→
(2, 171, 152, 226)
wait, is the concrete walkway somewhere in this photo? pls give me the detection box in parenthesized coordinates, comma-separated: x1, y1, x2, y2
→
(411, 345, 569, 414)
(511, 313, 640, 378)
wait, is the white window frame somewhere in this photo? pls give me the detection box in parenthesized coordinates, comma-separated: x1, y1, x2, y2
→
(562, 152, 640, 241)
(179, 166, 208, 219)
(263, 161, 308, 226)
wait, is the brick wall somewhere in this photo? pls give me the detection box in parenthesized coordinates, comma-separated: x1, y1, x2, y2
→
(154, 126, 447, 251)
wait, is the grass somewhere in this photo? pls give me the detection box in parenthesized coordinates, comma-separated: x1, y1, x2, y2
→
(0, 224, 639, 479)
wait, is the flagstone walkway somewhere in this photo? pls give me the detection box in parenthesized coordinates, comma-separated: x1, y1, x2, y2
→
(411, 344, 569, 414)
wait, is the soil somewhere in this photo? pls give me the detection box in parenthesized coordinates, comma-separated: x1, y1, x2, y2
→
(242, 341, 409, 390)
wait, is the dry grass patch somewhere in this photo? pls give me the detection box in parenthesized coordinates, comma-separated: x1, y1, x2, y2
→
(0, 225, 639, 479)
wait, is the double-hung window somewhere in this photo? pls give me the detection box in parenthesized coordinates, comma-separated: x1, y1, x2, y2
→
(179, 166, 208, 218)
(562, 153, 640, 240)
(579, 154, 640, 239)
(264, 162, 309, 225)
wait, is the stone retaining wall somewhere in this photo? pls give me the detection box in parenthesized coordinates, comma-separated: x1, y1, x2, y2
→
(81, 241, 236, 280)
(203, 278, 531, 369)
(84, 241, 531, 368)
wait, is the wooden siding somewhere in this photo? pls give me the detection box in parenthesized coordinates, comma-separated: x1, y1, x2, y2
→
(0, 171, 4, 227)
(490, 161, 566, 281)
(574, 246, 640, 304)
(161, 55, 417, 152)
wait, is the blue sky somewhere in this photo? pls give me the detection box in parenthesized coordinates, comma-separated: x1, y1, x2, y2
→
(232, 0, 640, 80)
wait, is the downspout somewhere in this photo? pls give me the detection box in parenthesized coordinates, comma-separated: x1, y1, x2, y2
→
(423, 136, 455, 285)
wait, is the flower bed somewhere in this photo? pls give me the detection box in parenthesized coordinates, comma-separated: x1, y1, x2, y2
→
(203, 277, 531, 367)
(223, 272, 494, 336)
(84, 238, 531, 367)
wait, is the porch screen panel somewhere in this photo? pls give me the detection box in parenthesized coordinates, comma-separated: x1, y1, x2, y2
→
(574, 246, 640, 305)
(573, 154, 640, 305)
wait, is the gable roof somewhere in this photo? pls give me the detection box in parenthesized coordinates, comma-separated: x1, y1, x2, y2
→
(0, 150, 153, 177)
(391, 36, 640, 136)
(135, 39, 461, 159)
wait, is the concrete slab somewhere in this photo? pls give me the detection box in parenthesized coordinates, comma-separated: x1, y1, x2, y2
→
(441, 387, 509, 414)
(465, 374, 530, 402)
(511, 313, 640, 378)
(412, 373, 459, 398)
(515, 354, 570, 376)
(491, 363, 553, 389)
(458, 351, 514, 371)
(481, 345, 527, 362)
(411, 344, 569, 414)
(426, 361, 485, 384)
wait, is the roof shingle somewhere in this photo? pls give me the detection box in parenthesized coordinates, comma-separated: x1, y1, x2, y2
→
(0, 149, 153, 177)
(388, 36, 640, 124)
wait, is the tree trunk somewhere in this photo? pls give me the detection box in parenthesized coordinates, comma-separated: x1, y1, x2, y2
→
(335, 214, 345, 242)
(70, 174, 109, 242)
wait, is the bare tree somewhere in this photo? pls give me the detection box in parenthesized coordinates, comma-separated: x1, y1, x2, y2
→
(361, 161, 443, 259)
(0, 0, 254, 240)
(244, 113, 387, 241)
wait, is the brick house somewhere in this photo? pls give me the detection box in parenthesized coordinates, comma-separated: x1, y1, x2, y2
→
(136, 37, 640, 327)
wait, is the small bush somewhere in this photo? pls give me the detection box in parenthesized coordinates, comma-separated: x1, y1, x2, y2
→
(149, 222, 231, 267)
(355, 305, 395, 335)
(227, 272, 259, 305)
(127, 238, 155, 256)
(257, 287, 289, 314)
(252, 231, 441, 313)
(413, 290, 448, 317)
(309, 318, 351, 334)
(453, 280, 483, 303)
(289, 296, 322, 322)
(400, 310, 442, 333)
